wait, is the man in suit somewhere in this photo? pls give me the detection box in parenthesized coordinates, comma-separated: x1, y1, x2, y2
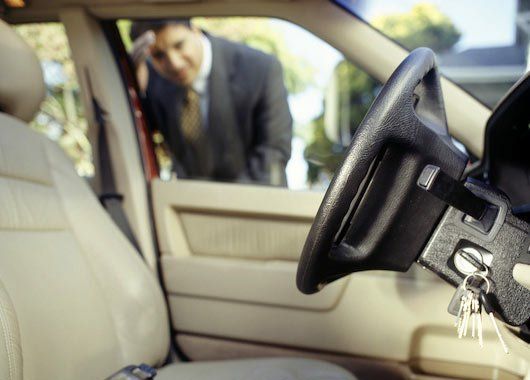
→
(130, 20, 293, 186)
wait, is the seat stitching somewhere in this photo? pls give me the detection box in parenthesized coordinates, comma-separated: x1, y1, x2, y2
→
(0, 172, 53, 188)
(0, 298, 15, 380)
(0, 227, 67, 232)
(0, 176, 66, 231)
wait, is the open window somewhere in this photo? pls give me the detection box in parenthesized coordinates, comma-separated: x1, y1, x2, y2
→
(114, 17, 382, 191)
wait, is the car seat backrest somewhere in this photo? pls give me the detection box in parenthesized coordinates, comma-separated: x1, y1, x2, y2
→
(0, 21, 45, 122)
(0, 20, 170, 380)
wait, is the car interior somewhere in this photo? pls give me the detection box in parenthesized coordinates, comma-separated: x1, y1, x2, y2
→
(2, 0, 530, 379)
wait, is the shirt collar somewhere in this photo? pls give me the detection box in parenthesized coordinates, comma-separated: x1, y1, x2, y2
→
(192, 33, 212, 95)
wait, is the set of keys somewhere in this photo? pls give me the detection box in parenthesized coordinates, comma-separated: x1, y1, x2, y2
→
(449, 271, 509, 354)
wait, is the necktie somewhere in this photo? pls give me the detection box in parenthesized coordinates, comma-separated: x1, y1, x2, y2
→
(180, 88, 213, 176)
(180, 88, 202, 142)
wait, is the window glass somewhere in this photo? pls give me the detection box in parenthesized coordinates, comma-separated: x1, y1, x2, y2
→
(336, 0, 528, 109)
(14, 23, 93, 177)
(117, 18, 380, 190)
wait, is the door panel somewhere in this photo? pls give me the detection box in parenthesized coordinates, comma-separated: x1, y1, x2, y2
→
(162, 256, 346, 310)
(153, 179, 528, 378)
(153, 179, 346, 310)
(178, 212, 309, 261)
(153, 178, 320, 256)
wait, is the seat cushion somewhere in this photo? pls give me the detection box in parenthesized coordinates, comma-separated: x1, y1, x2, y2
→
(157, 358, 356, 380)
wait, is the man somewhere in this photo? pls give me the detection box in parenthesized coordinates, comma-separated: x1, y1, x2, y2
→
(130, 20, 293, 186)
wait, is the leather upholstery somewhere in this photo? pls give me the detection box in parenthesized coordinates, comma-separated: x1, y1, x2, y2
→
(0, 279, 22, 380)
(0, 22, 45, 122)
(0, 113, 357, 380)
(0, 113, 171, 379)
(0, 19, 355, 380)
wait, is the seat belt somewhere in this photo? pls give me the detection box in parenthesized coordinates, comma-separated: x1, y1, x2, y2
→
(87, 72, 142, 255)
(96, 101, 141, 254)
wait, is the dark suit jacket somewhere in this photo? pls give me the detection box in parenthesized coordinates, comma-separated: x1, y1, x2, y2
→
(144, 34, 293, 185)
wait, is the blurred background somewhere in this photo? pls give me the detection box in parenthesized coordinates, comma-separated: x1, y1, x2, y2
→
(14, 0, 530, 190)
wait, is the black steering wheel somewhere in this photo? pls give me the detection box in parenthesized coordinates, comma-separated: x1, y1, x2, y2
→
(297, 48, 468, 294)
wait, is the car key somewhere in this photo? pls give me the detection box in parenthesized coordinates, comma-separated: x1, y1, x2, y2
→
(451, 273, 487, 344)
(473, 294, 484, 347)
(448, 250, 489, 319)
(457, 286, 475, 338)
(448, 282, 466, 318)
(479, 291, 509, 354)
(471, 291, 477, 338)
(452, 281, 481, 336)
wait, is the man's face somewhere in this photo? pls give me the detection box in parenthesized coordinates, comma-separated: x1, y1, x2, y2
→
(149, 24, 203, 86)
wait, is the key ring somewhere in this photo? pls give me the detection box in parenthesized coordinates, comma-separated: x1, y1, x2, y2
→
(463, 272, 491, 294)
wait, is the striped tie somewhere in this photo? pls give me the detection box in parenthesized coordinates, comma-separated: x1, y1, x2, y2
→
(180, 88, 213, 176)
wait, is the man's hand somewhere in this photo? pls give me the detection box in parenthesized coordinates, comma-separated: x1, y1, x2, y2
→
(131, 30, 155, 93)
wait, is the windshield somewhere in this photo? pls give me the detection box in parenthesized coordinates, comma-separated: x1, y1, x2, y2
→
(336, 0, 529, 109)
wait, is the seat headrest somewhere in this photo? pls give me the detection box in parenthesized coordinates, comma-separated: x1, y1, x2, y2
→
(0, 20, 45, 122)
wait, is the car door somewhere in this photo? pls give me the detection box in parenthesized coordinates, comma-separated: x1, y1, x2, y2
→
(133, 13, 523, 380)
(56, 3, 525, 379)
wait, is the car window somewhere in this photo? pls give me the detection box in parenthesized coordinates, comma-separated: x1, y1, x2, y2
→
(14, 22, 93, 177)
(116, 17, 381, 191)
(335, 0, 527, 109)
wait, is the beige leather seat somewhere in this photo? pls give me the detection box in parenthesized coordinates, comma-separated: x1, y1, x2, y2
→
(0, 20, 356, 380)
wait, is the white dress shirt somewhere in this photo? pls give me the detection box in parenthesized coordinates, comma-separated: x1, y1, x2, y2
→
(191, 33, 212, 129)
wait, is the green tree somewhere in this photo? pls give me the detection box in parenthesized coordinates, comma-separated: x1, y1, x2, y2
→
(303, 115, 345, 185)
(373, 3, 461, 53)
(304, 3, 461, 185)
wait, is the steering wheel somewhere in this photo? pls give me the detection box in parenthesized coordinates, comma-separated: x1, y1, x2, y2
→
(297, 48, 468, 294)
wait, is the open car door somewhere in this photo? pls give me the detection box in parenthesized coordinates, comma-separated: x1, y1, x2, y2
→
(149, 50, 530, 380)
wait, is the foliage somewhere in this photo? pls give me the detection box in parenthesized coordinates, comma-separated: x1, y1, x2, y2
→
(303, 115, 345, 185)
(117, 19, 134, 50)
(303, 2, 461, 185)
(14, 23, 94, 177)
(335, 61, 381, 133)
(16, 23, 77, 88)
(373, 3, 461, 53)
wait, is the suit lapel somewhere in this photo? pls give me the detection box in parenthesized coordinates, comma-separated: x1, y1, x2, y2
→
(207, 36, 245, 175)
(208, 37, 238, 136)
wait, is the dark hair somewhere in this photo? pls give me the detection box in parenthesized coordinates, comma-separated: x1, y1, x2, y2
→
(129, 19, 191, 41)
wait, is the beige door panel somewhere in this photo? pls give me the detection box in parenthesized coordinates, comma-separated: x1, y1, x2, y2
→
(153, 178, 321, 257)
(153, 179, 530, 378)
(153, 178, 345, 310)
(168, 272, 528, 378)
(162, 256, 346, 310)
(177, 212, 309, 261)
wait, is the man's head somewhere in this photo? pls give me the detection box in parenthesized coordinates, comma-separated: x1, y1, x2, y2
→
(130, 19, 204, 86)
